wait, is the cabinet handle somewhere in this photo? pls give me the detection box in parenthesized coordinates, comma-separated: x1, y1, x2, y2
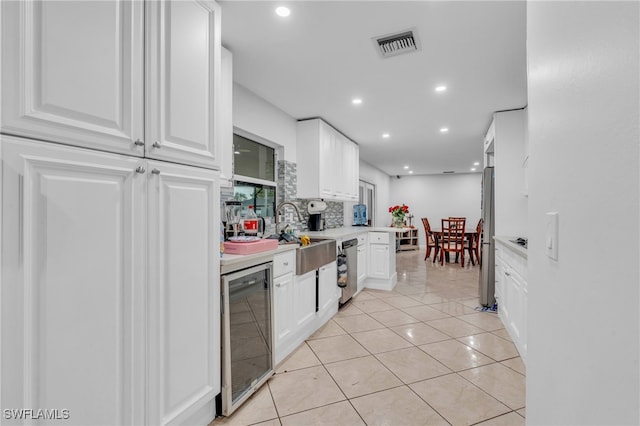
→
(275, 283, 281, 288)
(135, 166, 146, 174)
(134, 138, 144, 146)
(151, 168, 161, 175)
(505, 271, 511, 277)
(152, 141, 162, 149)
(283, 262, 288, 266)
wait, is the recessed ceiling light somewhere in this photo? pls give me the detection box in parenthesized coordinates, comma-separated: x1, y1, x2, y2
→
(440, 127, 449, 133)
(409, 170, 414, 174)
(382, 133, 390, 139)
(435, 85, 447, 92)
(275, 6, 290, 17)
(403, 165, 409, 169)
(471, 168, 476, 172)
(473, 162, 480, 166)
(352, 98, 362, 105)
(234, 151, 240, 155)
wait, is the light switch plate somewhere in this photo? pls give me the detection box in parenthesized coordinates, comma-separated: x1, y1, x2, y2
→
(545, 212, 559, 260)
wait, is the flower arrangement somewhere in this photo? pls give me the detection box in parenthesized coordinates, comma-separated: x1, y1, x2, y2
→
(389, 204, 409, 227)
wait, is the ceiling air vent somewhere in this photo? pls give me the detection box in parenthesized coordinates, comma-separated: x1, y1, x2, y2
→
(373, 28, 420, 59)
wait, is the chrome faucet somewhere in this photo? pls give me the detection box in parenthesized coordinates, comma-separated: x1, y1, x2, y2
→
(275, 201, 304, 234)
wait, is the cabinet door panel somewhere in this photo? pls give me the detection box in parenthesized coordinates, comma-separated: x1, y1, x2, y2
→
(1, 1, 144, 156)
(1, 136, 146, 425)
(147, 161, 220, 425)
(357, 245, 367, 290)
(368, 245, 390, 279)
(294, 271, 316, 328)
(274, 273, 294, 349)
(318, 262, 338, 313)
(146, 0, 221, 169)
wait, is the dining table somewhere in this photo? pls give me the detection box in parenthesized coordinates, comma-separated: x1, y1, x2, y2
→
(429, 227, 479, 265)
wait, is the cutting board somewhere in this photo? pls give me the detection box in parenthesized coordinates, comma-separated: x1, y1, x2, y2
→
(223, 239, 279, 255)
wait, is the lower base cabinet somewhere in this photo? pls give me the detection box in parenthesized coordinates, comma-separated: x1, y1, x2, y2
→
(357, 242, 368, 293)
(294, 270, 318, 330)
(365, 232, 397, 291)
(495, 239, 528, 363)
(317, 262, 339, 316)
(0, 136, 220, 425)
(274, 260, 338, 366)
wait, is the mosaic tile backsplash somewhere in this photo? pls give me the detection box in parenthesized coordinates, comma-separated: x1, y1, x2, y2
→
(277, 160, 344, 232)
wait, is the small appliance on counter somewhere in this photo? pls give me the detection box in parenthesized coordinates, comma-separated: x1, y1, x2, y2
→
(307, 200, 327, 231)
(224, 201, 243, 239)
(353, 204, 367, 226)
(509, 237, 528, 249)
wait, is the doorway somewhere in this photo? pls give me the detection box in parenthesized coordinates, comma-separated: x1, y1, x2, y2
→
(359, 180, 376, 226)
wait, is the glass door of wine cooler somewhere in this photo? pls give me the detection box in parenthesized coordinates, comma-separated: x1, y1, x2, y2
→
(221, 262, 274, 415)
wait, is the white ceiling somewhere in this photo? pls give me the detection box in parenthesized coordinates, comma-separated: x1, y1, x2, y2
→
(219, 1, 527, 176)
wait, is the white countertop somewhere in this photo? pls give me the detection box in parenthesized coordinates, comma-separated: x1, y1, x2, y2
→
(494, 236, 528, 258)
(220, 227, 403, 274)
(220, 243, 297, 274)
(300, 226, 399, 240)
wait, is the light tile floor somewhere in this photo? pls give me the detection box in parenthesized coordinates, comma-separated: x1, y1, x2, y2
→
(213, 250, 526, 426)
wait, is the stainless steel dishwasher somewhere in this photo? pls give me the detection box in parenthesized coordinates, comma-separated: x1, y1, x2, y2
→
(221, 261, 274, 415)
(339, 238, 358, 304)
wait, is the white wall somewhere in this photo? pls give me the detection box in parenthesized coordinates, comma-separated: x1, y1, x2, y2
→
(526, 2, 639, 425)
(389, 173, 482, 247)
(494, 109, 528, 237)
(233, 82, 297, 161)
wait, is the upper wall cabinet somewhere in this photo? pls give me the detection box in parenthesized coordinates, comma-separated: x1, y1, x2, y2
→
(145, 0, 221, 169)
(218, 46, 234, 187)
(297, 119, 359, 201)
(1, 0, 221, 170)
(1, 0, 144, 156)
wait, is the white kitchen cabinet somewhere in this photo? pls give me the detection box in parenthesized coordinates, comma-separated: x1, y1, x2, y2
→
(317, 261, 338, 316)
(365, 231, 397, 291)
(294, 270, 317, 330)
(0, 136, 221, 425)
(273, 250, 296, 365)
(274, 273, 295, 364)
(343, 138, 360, 200)
(297, 118, 359, 201)
(494, 238, 528, 363)
(1, 0, 222, 170)
(357, 235, 368, 293)
(1, 0, 144, 156)
(218, 46, 234, 187)
(145, 0, 221, 169)
(147, 161, 220, 425)
(368, 244, 391, 279)
(0, 136, 146, 425)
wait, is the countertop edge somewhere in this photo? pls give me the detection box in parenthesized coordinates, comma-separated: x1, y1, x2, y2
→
(220, 244, 297, 274)
(494, 236, 528, 259)
(301, 226, 405, 240)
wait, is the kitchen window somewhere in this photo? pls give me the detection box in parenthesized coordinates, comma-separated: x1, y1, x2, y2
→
(233, 133, 276, 220)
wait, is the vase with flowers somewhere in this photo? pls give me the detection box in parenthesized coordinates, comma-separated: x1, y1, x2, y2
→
(389, 204, 409, 228)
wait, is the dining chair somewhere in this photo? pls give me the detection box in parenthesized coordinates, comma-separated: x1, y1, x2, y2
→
(421, 218, 438, 261)
(466, 218, 482, 266)
(439, 218, 466, 267)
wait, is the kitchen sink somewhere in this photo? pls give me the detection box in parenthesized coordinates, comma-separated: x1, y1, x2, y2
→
(296, 238, 336, 275)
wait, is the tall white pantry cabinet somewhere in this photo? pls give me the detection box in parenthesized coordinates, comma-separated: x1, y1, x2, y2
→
(1, 1, 223, 425)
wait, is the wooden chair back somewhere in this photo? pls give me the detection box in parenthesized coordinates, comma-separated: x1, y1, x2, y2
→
(440, 217, 466, 267)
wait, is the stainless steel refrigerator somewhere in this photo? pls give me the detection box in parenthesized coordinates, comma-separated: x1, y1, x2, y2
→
(479, 166, 495, 306)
